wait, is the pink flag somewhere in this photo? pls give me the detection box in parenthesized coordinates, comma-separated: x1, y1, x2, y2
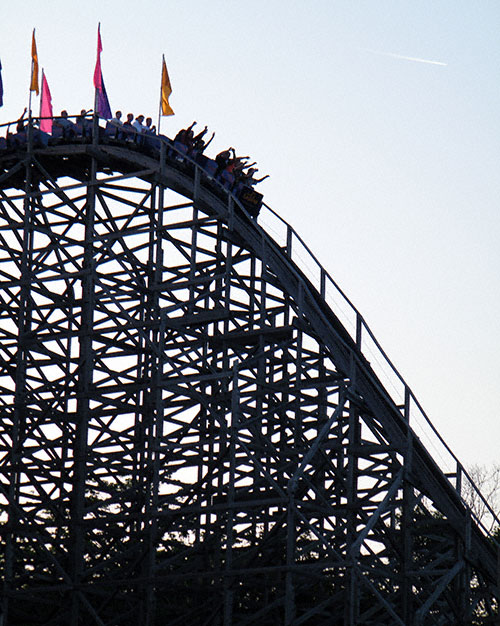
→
(93, 24, 103, 90)
(40, 72, 53, 133)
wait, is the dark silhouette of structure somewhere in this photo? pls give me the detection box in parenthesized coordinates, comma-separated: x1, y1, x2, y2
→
(0, 116, 498, 625)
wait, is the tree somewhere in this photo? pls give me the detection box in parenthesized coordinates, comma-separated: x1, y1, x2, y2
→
(462, 463, 500, 536)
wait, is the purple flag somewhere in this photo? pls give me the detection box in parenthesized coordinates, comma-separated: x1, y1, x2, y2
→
(97, 76, 111, 119)
(0, 59, 3, 107)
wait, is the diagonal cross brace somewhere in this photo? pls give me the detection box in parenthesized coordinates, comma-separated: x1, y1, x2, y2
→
(349, 467, 404, 557)
(288, 389, 346, 495)
(414, 560, 464, 624)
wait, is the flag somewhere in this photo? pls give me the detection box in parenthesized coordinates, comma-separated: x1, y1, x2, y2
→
(30, 29, 39, 95)
(93, 24, 111, 119)
(0, 59, 3, 107)
(40, 72, 52, 133)
(161, 56, 174, 116)
(97, 76, 112, 120)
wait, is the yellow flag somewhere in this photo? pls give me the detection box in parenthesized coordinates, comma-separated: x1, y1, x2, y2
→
(161, 57, 174, 116)
(30, 29, 39, 95)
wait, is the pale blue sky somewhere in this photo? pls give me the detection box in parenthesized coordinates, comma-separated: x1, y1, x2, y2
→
(1, 1, 499, 465)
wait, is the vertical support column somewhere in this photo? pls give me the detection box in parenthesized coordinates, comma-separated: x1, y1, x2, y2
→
(284, 495, 296, 625)
(143, 308, 165, 626)
(345, 392, 360, 625)
(195, 184, 209, 547)
(222, 231, 233, 362)
(223, 366, 240, 626)
(70, 147, 97, 625)
(454, 506, 471, 622)
(404, 385, 411, 422)
(402, 428, 414, 624)
(455, 462, 462, 497)
(197, 255, 209, 545)
(297, 280, 304, 321)
(188, 206, 199, 314)
(320, 267, 326, 300)
(461, 508, 472, 622)
(220, 233, 234, 607)
(286, 224, 292, 256)
(497, 547, 500, 620)
(249, 256, 257, 331)
(259, 250, 273, 547)
(141, 179, 163, 626)
(401, 385, 413, 621)
(3, 151, 35, 623)
(355, 313, 362, 350)
(285, 325, 303, 624)
(317, 345, 328, 558)
(251, 254, 264, 545)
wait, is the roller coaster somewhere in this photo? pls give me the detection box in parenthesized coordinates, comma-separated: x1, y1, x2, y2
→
(0, 114, 498, 625)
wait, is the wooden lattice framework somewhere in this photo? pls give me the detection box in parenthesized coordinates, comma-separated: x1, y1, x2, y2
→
(0, 125, 498, 625)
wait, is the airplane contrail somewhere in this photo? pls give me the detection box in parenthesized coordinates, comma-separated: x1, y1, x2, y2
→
(363, 48, 448, 66)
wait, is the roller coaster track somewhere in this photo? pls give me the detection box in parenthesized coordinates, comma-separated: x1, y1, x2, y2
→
(0, 118, 498, 625)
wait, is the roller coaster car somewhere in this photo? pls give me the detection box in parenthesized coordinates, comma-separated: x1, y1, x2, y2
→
(238, 186, 263, 218)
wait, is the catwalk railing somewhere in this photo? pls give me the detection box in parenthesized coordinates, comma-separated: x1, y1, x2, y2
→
(257, 204, 500, 537)
(1, 113, 499, 541)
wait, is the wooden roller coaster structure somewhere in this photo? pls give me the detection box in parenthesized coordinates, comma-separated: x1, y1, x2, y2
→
(0, 116, 498, 625)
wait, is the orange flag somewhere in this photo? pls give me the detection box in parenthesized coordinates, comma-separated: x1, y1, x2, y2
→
(161, 56, 174, 116)
(30, 29, 39, 95)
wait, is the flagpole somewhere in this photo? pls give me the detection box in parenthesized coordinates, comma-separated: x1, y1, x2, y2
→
(28, 81, 33, 123)
(39, 68, 44, 121)
(93, 23, 100, 147)
(28, 31, 34, 123)
(157, 55, 164, 135)
(93, 83, 99, 147)
(28, 28, 37, 153)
